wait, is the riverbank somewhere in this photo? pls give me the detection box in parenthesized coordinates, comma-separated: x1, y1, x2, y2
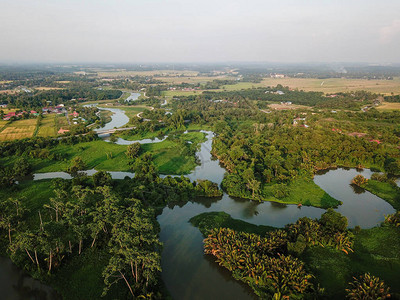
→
(190, 211, 276, 236)
(362, 179, 400, 210)
(189, 211, 400, 299)
(222, 175, 340, 209)
(0, 131, 207, 175)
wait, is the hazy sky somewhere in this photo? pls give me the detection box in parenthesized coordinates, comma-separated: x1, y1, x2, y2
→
(1, 0, 400, 63)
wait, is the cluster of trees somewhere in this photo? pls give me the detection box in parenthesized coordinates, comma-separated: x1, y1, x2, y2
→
(211, 119, 400, 201)
(201, 86, 379, 110)
(0, 87, 122, 109)
(384, 94, 400, 103)
(203, 209, 353, 298)
(3, 181, 161, 298)
(0, 157, 32, 187)
(352, 175, 368, 186)
(0, 134, 98, 159)
(0, 162, 223, 298)
(127, 151, 222, 201)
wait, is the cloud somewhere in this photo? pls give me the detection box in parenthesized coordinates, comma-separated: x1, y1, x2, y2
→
(380, 19, 400, 43)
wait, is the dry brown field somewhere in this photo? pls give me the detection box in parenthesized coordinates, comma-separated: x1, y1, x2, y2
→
(260, 77, 400, 95)
(0, 118, 37, 141)
(376, 102, 400, 111)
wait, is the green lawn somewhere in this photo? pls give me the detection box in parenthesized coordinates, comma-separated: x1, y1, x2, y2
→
(255, 177, 340, 208)
(37, 114, 57, 137)
(363, 180, 400, 210)
(118, 124, 212, 141)
(280, 177, 340, 208)
(1, 132, 206, 175)
(303, 226, 400, 299)
(142, 131, 206, 174)
(190, 211, 275, 236)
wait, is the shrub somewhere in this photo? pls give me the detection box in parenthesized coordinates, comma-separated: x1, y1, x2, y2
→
(384, 211, 400, 227)
(351, 175, 368, 186)
(346, 273, 390, 299)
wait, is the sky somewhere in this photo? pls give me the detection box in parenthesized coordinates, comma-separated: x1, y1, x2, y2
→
(1, 0, 400, 63)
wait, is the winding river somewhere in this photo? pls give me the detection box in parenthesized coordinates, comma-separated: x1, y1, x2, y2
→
(1, 105, 396, 300)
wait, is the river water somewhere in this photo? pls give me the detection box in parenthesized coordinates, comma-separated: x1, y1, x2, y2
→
(2, 106, 396, 300)
(124, 92, 140, 102)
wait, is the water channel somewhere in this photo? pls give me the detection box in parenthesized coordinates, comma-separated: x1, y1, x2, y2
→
(1, 104, 396, 300)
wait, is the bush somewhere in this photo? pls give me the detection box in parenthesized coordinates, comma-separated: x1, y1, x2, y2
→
(319, 208, 348, 233)
(351, 175, 368, 186)
(371, 173, 387, 182)
(384, 211, 400, 227)
(346, 273, 390, 299)
(67, 157, 86, 174)
(126, 142, 141, 159)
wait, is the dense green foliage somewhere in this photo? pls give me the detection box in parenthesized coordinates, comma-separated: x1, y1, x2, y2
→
(1, 88, 122, 109)
(0, 168, 223, 299)
(346, 273, 391, 299)
(362, 179, 400, 210)
(190, 212, 275, 236)
(1, 68, 400, 300)
(200, 209, 354, 298)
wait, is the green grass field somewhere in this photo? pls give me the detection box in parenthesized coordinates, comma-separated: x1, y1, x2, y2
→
(1, 131, 206, 175)
(162, 90, 204, 98)
(237, 176, 340, 208)
(303, 226, 400, 298)
(142, 131, 206, 174)
(190, 211, 275, 236)
(363, 180, 400, 210)
(37, 114, 57, 137)
(190, 211, 400, 299)
(118, 124, 212, 141)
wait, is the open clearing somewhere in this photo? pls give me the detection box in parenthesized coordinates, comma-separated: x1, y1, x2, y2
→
(0, 118, 37, 141)
(37, 114, 57, 137)
(162, 90, 204, 97)
(268, 103, 310, 110)
(260, 77, 400, 95)
(95, 69, 199, 78)
(0, 90, 17, 94)
(376, 102, 400, 111)
(34, 87, 64, 91)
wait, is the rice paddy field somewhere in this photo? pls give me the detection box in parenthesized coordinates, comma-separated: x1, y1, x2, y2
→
(37, 114, 57, 137)
(376, 102, 400, 111)
(162, 77, 400, 97)
(0, 118, 37, 141)
(260, 77, 400, 95)
(95, 69, 199, 78)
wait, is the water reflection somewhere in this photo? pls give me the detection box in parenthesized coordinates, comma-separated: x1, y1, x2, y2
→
(19, 103, 399, 300)
(95, 107, 130, 131)
(124, 92, 140, 102)
(0, 257, 60, 300)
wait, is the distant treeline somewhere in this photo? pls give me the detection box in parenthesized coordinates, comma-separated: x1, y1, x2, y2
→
(384, 95, 400, 103)
(202, 86, 378, 109)
(0, 88, 122, 109)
